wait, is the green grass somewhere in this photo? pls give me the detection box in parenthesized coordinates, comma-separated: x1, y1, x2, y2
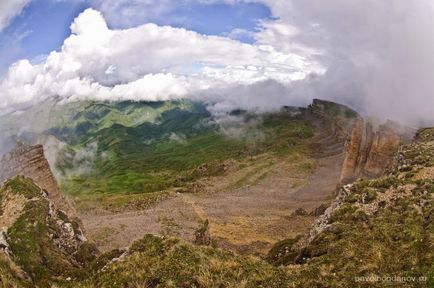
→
(1, 176, 42, 200)
(61, 234, 296, 288)
(0, 254, 34, 288)
(0, 99, 314, 202)
(4, 106, 434, 287)
(59, 107, 314, 201)
(1, 177, 99, 286)
(266, 137, 434, 287)
(8, 199, 77, 284)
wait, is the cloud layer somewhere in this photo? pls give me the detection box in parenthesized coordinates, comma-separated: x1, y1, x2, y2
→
(256, 0, 434, 125)
(1, 1, 434, 126)
(0, 8, 317, 114)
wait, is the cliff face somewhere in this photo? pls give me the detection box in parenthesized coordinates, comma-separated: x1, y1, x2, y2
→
(339, 119, 413, 184)
(309, 99, 358, 138)
(0, 142, 76, 217)
(306, 99, 359, 160)
(307, 99, 412, 185)
(267, 128, 434, 286)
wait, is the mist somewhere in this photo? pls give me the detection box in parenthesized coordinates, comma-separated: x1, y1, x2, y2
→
(257, 0, 434, 126)
(0, 0, 434, 136)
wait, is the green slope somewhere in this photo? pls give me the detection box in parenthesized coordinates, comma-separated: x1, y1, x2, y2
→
(64, 129, 434, 288)
(1, 99, 315, 209)
(58, 105, 314, 199)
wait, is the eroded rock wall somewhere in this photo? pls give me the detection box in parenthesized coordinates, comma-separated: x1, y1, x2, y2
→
(0, 142, 76, 217)
(340, 119, 413, 184)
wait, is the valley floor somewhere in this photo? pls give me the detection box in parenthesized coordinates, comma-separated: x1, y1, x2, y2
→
(80, 148, 343, 255)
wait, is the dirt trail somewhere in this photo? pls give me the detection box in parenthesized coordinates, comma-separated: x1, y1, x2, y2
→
(81, 144, 345, 255)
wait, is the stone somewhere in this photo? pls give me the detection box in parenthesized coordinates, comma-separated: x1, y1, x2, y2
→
(340, 119, 413, 185)
(0, 229, 11, 256)
(0, 142, 76, 218)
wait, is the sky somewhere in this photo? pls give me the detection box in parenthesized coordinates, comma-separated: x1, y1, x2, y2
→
(0, 0, 272, 73)
(0, 0, 434, 125)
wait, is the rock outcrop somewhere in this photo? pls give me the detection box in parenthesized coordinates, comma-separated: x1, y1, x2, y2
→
(267, 128, 434, 287)
(0, 142, 76, 217)
(340, 119, 414, 184)
(307, 99, 414, 186)
(308, 99, 358, 140)
(306, 99, 359, 161)
(0, 176, 98, 286)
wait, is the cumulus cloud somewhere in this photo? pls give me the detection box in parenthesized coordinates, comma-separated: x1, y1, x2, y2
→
(0, 0, 30, 31)
(0, 8, 317, 112)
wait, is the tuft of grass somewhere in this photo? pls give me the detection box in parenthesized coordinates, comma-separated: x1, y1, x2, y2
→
(7, 199, 79, 285)
(69, 235, 294, 288)
(1, 176, 42, 199)
(0, 254, 33, 288)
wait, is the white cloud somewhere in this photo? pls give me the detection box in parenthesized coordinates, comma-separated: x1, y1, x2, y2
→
(223, 28, 255, 41)
(252, 0, 434, 125)
(0, 0, 30, 31)
(2, 1, 434, 126)
(0, 8, 318, 112)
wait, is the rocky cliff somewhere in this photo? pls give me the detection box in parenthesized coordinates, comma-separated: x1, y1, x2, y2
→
(340, 119, 414, 184)
(308, 99, 414, 186)
(308, 99, 358, 140)
(0, 142, 76, 217)
(305, 99, 359, 161)
(0, 176, 98, 286)
(267, 127, 434, 287)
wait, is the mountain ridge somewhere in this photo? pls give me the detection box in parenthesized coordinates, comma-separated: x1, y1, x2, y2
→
(0, 99, 431, 287)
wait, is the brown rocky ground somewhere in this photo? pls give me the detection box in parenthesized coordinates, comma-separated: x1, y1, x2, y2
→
(80, 127, 346, 256)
